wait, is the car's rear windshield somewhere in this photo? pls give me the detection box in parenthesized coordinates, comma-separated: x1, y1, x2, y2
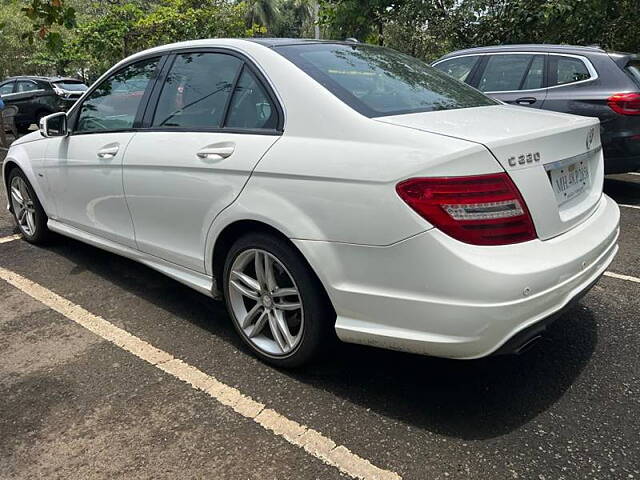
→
(275, 43, 497, 117)
(53, 81, 88, 91)
(624, 59, 640, 87)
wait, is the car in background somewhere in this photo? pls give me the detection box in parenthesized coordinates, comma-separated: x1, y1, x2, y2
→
(0, 76, 88, 133)
(433, 45, 640, 173)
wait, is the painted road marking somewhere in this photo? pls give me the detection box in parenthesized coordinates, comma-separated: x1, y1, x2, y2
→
(604, 271, 640, 284)
(619, 204, 640, 210)
(0, 233, 21, 244)
(0, 266, 401, 480)
(628, 172, 640, 176)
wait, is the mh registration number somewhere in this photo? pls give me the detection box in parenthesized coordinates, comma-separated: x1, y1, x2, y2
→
(549, 159, 590, 205)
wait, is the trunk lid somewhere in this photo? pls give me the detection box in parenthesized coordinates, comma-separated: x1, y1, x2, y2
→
(376, 105, 603, 240)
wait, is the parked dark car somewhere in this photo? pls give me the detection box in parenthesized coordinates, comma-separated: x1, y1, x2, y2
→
(0, 76, 88, 133)
(433, 45, 640, 173)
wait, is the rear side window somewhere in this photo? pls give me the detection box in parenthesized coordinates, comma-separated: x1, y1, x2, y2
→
(478, 54, 541, 92)
(624, 59, 640, 87)
(226, 68, 277, 130)
(0, 82, 13, 95)
(276, 43, 496, 117)
(434, 56, 478, 83)
(552, 56, 591, 86)
(152, 53, 242, 128)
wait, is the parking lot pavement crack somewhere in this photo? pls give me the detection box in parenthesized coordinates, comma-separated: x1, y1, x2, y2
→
(0, 265, 402, 480)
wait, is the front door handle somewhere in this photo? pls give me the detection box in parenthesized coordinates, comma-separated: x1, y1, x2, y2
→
(515, 97, 537, 105)
(196, 146, 235, 161)
(97, 145, 119, 159)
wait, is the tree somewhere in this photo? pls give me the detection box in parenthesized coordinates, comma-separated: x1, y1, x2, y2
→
(245, 0, 281, 31)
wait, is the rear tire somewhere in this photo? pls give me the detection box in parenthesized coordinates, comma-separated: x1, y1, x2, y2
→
(222, 232, 334, 368)
(7, 168, 51, 244)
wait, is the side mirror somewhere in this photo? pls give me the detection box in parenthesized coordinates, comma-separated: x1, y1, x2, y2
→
(40, 112, 68, 137)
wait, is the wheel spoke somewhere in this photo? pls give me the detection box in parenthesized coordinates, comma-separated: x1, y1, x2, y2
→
(18, 209, 27, 224)
(248, 310, 268, 338)
(274, 300, 302, 311)
(271, 287, 298, 298)
(254, 251, 266, 288)
(230, 270, 260, 299)
(269, 309, 294, 352)
(25, 211, 35, 234)
(264, 255, 278, 292)
(241, 302, 263, 328)
(10, 186, 24, 207)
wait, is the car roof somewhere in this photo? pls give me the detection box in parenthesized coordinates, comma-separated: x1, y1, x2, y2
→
(3, 75, 84, 83)
(437, 44, 610, 61)
(247, 38, 358, 48)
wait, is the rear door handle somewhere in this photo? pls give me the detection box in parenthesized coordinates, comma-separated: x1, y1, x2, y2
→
(515, 97, 537, 105)
(196, 146, 235, 161)
(97, 145, 119, 159)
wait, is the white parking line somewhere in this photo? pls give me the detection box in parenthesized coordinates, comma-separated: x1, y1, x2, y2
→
(604, 271, 640, 284)
(0, 233, 21, 244)
(619, 204, 640, 210)
(0, 266, 401, 480)
(628, 172, 640, 176)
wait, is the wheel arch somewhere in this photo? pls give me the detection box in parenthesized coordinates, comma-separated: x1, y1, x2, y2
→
(210, 219, 335, 318)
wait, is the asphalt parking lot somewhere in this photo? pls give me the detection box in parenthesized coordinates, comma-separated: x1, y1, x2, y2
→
(0, 147, 638, 479)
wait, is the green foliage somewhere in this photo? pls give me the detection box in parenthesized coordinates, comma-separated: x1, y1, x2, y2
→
(20, 0, 76, 50)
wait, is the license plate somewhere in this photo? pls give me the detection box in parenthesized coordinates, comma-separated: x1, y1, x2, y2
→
(548, 159, 590, 205)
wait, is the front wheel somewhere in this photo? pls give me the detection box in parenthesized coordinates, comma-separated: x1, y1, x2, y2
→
(222, 232, 334, 368)
(8, 168, 51, 244)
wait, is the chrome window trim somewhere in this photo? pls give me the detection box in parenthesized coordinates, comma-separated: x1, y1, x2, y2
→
(433, 52, 599, 93)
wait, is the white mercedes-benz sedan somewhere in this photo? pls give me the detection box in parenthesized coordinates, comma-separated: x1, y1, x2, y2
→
(3, 39, 619, 367)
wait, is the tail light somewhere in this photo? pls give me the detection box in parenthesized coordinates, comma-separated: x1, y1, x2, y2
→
(607, 92, 640, 115)
(396, 173, 537, 246)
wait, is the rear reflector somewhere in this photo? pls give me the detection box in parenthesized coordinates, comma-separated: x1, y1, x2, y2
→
(607, 92, 640, 115)
(396, 173, 537, 246)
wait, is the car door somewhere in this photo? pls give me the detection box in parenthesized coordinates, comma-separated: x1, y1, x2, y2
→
(475, 53, 548, 108)
(44, 57, 162, 248)
(123, 50, 282, 272)
(539, 54, 598, 114)
(11, 80, 43, 126)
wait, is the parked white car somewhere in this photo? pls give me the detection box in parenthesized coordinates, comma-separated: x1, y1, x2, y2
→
(3, 39, 619, 367)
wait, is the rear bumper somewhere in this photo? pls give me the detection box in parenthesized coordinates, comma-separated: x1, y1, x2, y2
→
(294, 194, 620, 359)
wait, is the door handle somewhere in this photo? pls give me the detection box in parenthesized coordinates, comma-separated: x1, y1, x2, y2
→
(515, 97, 537, 105)
(97, 145, 119, 159)
(196, 146, 235, 161)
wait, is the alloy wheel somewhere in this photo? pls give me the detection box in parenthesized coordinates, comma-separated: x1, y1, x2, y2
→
(10, 176, 37, 236)
(228, 248, 304, 357)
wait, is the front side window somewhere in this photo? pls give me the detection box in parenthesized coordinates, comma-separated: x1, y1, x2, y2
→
(434, 56, 479, 83)
(276, 43, 496, 117)
(553, 56, 591, 86)
(478, 54, 537, 92)
(16, 81, 38, 93)
(152, 53, 242, 129)
(76, 57, 159, 133)
(0, 82, 14, 96)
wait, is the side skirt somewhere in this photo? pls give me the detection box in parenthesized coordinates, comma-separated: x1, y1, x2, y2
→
(48, 219, 215, 298)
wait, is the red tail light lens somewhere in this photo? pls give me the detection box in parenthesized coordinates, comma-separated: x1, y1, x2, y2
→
(396, 173, 537, 246)
(607, 92, 640, 115)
